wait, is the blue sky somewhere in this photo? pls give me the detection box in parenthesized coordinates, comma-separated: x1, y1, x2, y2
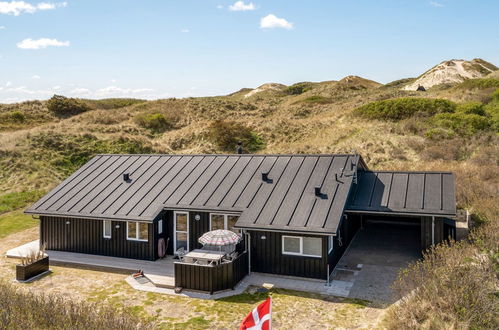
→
(0, 0, 498, 102)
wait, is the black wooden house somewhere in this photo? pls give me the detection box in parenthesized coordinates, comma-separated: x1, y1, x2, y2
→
(26, 154, 456, 281)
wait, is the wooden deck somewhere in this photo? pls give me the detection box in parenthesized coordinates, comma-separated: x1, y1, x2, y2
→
(46, 250, 175, 288)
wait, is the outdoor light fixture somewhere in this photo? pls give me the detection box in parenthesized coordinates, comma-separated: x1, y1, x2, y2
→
(195, 214, 201, 221)
(261, 235, 266, 240)
(115, 224, 120, 229)
(65, 221, 70, 225)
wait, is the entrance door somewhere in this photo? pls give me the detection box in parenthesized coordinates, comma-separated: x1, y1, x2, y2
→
(174, 211, 189, 253)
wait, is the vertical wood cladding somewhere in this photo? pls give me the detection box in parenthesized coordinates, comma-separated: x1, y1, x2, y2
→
(327, 214, 361, 270)
(40, 216, 155, 260)
(249, 231, 328, 280)
(421, 216, 444, 250)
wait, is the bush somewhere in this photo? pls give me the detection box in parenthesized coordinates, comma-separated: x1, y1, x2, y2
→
(0, 111, 26, 124)
(455, 78, 499, 90)
(86, 98, 146, 110)
(295, 95, 332, 105)
(386, 222, 499, 329)
(206, 120, 265, 152)
(430, 112, 491, 136)
(0, 280, 149, 329)
(456, 101, 486, 116)
(484, 89, 499, 132)
(354, 98, 456, 121)
(46, 95, 89, 117)
(29, 132, 153, 174)
(284, 82, 313, 95)
(134, 113, 172, 133)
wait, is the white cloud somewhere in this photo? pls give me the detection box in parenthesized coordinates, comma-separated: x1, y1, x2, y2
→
(429, 1, 444, 7)
(17, 38, 70, 49)
(95, 86, 154, 97)
(52, 85, 61, 90)
(5, 81, 12, 86)
(0, 25, 5, 29)
(69, 88, 91, 95)
(0, 1, 67, 16)
(216, 5, 223, 9)
(260, 14, 293, 29)
(181, 28, 190, 33)
(229, 1, 256, 11)
(31, 74, 40, 79)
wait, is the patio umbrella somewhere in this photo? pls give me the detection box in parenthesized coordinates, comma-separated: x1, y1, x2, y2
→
(198, 229, 241, 246)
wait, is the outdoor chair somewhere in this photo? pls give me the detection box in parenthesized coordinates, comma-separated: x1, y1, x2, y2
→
(176, 247, 186, 261)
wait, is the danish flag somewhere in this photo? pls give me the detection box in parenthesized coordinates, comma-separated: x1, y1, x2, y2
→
(240, 297, 272, 330)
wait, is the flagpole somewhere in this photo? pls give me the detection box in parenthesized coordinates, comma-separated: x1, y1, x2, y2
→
(269, 296, 272, 330)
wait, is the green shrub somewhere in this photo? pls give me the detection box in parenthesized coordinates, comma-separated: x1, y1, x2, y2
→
(86, 98, 146, 110)
(29, 132, 153, 174)
(134, 113, 172, 133)
(47, 95, 90, 117)
(424, 127, 455, 140)
(430, 113, 491, 136)
(455, 78, 499, 90)
(0, 111, 26, 124)
(296, 95, 332, 105)
(206, 120, 265, 152)
(484, 89, 499, 132)
(456, 102, 486, 116)
(0, 190, 45, 214)
(284, 82, 313, 95)
(354, 98, 456, 121)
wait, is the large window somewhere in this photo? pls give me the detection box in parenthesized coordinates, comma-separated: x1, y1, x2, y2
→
(210, 213, 241, 234)
(103, 220, 112, 239)
(127, 221, 148, 242)
(282, 236, 322, 258)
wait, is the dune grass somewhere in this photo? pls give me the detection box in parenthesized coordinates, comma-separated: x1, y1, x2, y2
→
(0, 210, 38, 239)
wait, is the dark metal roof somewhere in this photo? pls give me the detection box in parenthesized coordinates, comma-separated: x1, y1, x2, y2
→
(346, 171, 456, 216)
(26, 154, 361, 234)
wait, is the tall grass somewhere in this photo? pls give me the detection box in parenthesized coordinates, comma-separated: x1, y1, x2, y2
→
(386, 221, 499, 329)
(0, 280, 150, 329)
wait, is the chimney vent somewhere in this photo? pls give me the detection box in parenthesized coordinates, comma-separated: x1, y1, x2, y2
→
(236, 141, 243, 154)
(123, 173, 130, 182)
(262, 172, 269, 182)
(315, 186, 322, 196)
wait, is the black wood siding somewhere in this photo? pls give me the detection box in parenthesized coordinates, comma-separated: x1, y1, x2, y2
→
(327, 214, 361, 271)
(249, 231, 328, 280)
(421, 216, 444, 250)
(174, 251, 248, 294)
(40, 216, 155, 260)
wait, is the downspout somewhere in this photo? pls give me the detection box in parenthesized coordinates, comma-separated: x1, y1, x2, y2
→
(247, 231, 251, 275)
(431, 216, 435, 246)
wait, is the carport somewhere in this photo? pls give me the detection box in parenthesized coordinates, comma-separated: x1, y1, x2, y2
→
(328, 170, 457, 302)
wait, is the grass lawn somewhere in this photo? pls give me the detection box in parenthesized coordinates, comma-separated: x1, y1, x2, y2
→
(0, 210, 38, 239)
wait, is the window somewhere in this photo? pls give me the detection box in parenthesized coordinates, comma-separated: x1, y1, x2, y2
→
(328, 236, 334, 253)
(174, 212, 189, 252)
(158, 220, 163, 234)
(127, 221, 148, 242)
(282, 236, 322, 258)
(103, 220, 112, 238)
(209, 213, 241, 234)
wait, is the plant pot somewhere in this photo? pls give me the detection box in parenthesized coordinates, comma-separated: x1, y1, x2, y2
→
(16, 256, 49, 282)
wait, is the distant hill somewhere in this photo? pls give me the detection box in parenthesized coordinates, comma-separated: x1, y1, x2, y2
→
(403, 58, 497, 91)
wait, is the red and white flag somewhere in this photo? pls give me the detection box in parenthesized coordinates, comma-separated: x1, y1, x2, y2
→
(240, 297, 272, 330)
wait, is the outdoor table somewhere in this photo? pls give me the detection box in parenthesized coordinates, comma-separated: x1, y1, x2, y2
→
(184, 249, 225, 265)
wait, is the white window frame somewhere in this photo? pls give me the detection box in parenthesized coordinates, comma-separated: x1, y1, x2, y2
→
(103, 220, 112, 239)
(174, 211, 189, 253)
(126, 221, 149, 242)
(209, 213, 241, 234)
(328, 235, 334, 253)
(282, 235, 322, 258)
(158, 219, 163, 234)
